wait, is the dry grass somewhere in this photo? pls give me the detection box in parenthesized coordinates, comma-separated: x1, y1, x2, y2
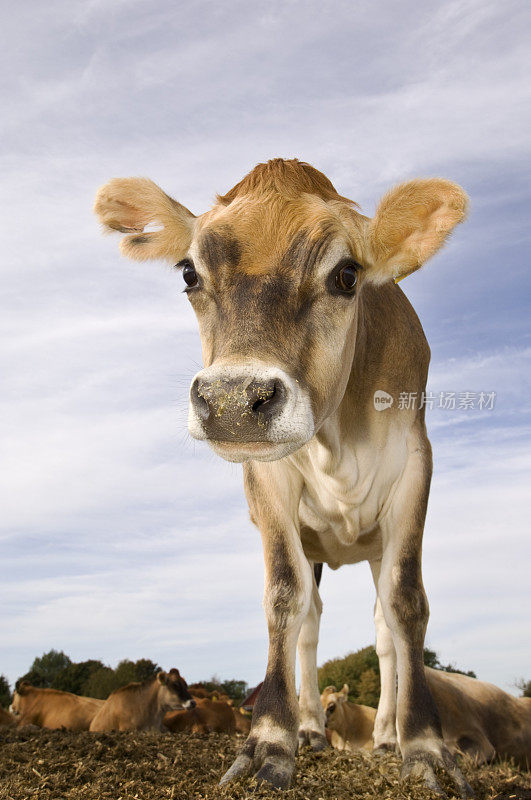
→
(0, 727, 529, 800)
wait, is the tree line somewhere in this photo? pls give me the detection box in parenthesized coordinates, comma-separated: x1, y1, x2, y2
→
(317, 646, 478, 708)
(1, 647, 529, 710)
(0, 650, 249, 706)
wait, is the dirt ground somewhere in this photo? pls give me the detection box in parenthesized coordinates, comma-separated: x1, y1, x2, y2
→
(0, 727, 529, 800)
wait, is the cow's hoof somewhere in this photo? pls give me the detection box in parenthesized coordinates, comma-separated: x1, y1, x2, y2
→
(402, 748, 475, 799)
(298, 728, 328, 751)
(219, 735, 295, 789)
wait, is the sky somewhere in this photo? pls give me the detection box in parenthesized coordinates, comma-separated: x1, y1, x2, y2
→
(1, 0, 530, 695)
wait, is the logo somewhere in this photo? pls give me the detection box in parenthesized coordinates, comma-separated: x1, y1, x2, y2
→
(373, 390, 393, 411)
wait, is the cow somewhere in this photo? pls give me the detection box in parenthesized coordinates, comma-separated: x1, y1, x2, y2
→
(188, 684, 233, 705)
(164, 697, 236, 734)
(0, 707, 17, 727)
(322, 671, 531, 768)
(94, 158, 471, 795)
(89, 669, 194, 732)
(321, 684, 376, 751)
(10, 683, 103, 730)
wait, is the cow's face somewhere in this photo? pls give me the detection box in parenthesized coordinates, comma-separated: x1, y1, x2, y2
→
(183, 194, 368, 462)
(95, 160, 467, 463)
(320, 683, 349, 729)
(157, 668, 196, 711)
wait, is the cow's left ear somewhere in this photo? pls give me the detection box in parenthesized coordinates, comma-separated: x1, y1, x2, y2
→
(365, 179, 468, 284)
(157, 671, 167, 684)
(94, 177, 196, 263)
(339, 684, 349, 699)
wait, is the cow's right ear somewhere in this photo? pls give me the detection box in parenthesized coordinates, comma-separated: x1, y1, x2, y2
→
(94, 178, 196, 263)
(156, 671, 167, 684)
(17, 682, 29, 695)
(339, 684, 349, 700)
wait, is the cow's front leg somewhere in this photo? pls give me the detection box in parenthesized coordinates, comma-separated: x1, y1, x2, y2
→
(220, 462, 311, 789)
(297, 565, 327, 751)
(379, 445, 474, 799)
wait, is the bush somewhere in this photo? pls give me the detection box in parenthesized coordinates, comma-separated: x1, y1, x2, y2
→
(17, 650, 72, 690)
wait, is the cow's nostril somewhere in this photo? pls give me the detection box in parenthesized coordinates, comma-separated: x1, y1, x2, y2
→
(191, 379, 210, 421)
(252, 384, 276, 413)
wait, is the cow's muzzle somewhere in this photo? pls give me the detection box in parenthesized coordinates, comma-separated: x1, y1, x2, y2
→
(188, 362, 314, 462)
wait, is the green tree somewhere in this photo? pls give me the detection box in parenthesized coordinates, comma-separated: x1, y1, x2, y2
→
(0, 675, 11, 709)
(356, 669, 380, 708)
(82, 666, 119, 699)
(132, 659, 160, 683)
(17, 650, 72, 689)
(52, 660, 104, 695)
(515, 679, 531, 698)
(318, 646, 380, 700)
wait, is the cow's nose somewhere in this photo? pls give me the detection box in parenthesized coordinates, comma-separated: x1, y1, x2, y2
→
(190, 376, 287, 440)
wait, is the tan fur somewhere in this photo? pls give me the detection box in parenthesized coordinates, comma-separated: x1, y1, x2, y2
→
(164, 698, 236, 734)
(321, 684, 376, 751)
(11, 684, 103, 730)
(89, 669, 192, 732)
(321, 672, 531, 768)
(0, 707, 17, 727)
(94, 177, 195, 262)
(368, 178, 468, 282)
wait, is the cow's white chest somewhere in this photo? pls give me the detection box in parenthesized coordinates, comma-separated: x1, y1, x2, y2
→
(292, 425, 408, 569)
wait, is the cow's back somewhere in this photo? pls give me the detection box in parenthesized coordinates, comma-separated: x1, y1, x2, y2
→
(17, 687, 102, 730)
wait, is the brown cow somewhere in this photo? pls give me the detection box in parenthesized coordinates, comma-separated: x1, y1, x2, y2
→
(321, 670, 531, 768)
(0, 707, 17, 727)
(189, 684, 233, 705)
(321, 685, 376, 751)
(11, 683, 103, 730)
(89, 669, 194, 732)
(164, 698, 236, 734)
(95, 158, 471, 794)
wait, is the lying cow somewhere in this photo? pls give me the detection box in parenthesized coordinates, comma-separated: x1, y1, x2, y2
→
(189, 684, 233, 705)
(164, 698, 235, 734)
(11, 683, 103, 730)
(95, 158, 471, 795)
(90, 668, 194, 732)
(322, 670, 531, 768)
(321, 685, 376, 751)
(0, 707, 17, 727)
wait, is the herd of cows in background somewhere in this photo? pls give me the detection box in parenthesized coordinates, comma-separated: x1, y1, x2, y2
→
(2, 663, 530, 769)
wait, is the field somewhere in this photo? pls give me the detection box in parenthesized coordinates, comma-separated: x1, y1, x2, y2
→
(1, 728, 530, 800)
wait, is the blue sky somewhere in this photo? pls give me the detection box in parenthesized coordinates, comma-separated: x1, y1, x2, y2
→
(1, 0, 530, 694)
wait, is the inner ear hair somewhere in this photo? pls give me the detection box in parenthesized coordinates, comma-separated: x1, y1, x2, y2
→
(93, 177, 195, 263)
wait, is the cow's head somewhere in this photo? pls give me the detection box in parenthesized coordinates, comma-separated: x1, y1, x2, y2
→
(95, 159, 467, 463)
(320, 683, 349, 728)
(156, 668, 195, 710)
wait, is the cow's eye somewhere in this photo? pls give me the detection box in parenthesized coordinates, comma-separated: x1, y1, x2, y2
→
(327, 702, 336, 713)
(334, 259, 358, 294)
(177, 259, 199, 288)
